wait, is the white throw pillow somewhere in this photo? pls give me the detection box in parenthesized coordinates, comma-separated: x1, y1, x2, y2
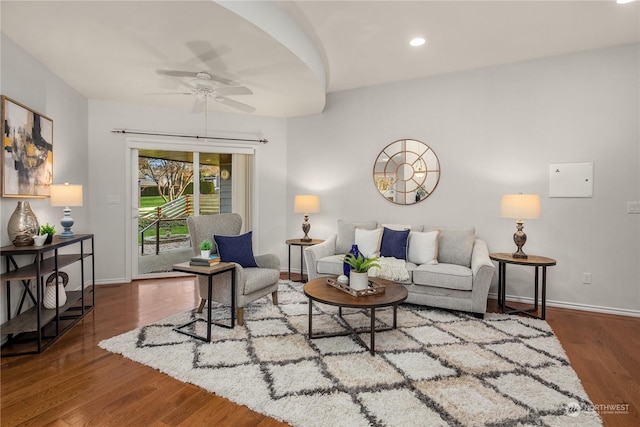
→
(354, 227, 383, 258)
(407, 230, 439, 265)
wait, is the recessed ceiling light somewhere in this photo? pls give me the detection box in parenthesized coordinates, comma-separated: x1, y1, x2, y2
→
(617, 0, 636, 4)
(410, 37, 426, 47)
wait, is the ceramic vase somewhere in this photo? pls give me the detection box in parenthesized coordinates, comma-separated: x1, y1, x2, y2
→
(343, 244, 360, 276)
(33, 235, 47, 246)
(7, 201, 39, 246)
(349, 271, 369, 291)
(201, 250, 211, 259)
(43, 281, 67, 309)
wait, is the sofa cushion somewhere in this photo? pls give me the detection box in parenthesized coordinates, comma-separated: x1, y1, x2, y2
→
(214, 231, 258, 268)
(413, 263, 473, 291)
(407, 230, 439, 265)
(423, 226, 475, 267)
(317, 255, 346, 276)
(355, 227, 383, 258)
(336, 220, 378, 254)
(381, 223, 424, 232)
(380, 227, 410, 260)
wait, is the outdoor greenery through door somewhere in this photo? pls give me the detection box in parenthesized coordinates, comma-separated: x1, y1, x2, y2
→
(137, 149, 231, 275)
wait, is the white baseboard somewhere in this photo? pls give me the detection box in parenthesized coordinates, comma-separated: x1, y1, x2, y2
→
(488, 292, 640, 318)
(94, 278, 130, 285)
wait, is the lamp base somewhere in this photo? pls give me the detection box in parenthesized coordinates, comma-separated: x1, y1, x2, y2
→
(60, 208, 75, 238)
(512, 250, 528, 259)
(512, 220, 528, 259)
(301, 214, 312, 242)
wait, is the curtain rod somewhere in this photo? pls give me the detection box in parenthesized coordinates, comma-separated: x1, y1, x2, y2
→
(111, 129, 268, 144)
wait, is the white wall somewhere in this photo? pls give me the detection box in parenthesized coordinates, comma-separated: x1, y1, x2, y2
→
(87, 100, 287, 283)
(287, 44, 640, 315)
(1, 35, 89, 325)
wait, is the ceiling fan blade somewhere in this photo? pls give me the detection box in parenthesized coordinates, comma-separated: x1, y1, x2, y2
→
(214, 86, 253, 96)
(143, 92, 192, 96)
(156, 69, 198, 78)
(215, 97, 255, 114)
(209, 74, 238, 86)
(185, 41, 231, 68)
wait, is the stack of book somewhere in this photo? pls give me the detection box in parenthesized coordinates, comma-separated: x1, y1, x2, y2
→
(189, 255, 221, 266)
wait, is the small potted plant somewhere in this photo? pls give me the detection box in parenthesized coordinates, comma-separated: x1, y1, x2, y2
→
(199, 239, 213, 258)
(342, 252, 380, 290)
(39, 223, 56, 244)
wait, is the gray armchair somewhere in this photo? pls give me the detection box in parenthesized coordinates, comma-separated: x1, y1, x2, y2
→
(186, 213, 280, 326)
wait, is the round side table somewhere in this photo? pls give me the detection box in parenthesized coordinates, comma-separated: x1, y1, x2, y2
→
(490, 253, 556, 320)
(286, 238, 324, 282)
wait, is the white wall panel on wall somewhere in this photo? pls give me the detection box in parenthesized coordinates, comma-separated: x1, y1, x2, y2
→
(549, 162, 594, 198)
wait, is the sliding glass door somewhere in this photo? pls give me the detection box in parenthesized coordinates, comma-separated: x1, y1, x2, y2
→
(131, 145, 251, 278)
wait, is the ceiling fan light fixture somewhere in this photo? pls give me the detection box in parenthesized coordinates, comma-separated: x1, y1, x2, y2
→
(195, 72, 212, 80)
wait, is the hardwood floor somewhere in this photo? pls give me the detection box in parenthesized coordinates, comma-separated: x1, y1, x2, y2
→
(1, 274, 638, 426)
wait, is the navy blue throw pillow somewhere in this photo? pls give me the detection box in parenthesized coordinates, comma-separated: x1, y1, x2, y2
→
(213, 231, 258, 268)
(380, 227, 410, 260)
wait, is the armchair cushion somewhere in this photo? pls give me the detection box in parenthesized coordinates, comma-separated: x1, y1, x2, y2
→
(214, 231, 258, 268)
(243, 267, 281, 295)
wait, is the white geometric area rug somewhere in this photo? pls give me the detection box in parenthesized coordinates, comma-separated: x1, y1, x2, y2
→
(99, 281, 602, 427)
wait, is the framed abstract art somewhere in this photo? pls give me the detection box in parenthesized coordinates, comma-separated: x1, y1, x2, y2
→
(1, 96, 53, 197)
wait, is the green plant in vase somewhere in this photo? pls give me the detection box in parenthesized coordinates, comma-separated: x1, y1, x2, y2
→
(39, 223, 56, 244)
(342, 252, 380, 273)
(342, 252, 380, 290)
(199, 239, 213, 258)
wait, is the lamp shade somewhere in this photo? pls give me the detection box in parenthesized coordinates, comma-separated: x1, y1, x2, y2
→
(293, 194, 320, 214)
(500, 194, 540, 219)
(50, 183, 83, 207)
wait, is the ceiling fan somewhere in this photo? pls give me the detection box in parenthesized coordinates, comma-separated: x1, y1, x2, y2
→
(154, 70, 255, 113)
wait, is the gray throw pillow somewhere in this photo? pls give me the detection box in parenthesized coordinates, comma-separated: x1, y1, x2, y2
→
(336, 220, 378, 254)
(422, 226, 475, 267)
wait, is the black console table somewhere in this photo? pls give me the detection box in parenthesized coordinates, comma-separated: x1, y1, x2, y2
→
(1, 234, 95, 356)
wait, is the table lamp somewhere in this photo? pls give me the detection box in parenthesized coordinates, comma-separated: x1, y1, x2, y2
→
(50, 182, 83, 238)
(293, 194, 320, 242)
(500, 194, 540, 259)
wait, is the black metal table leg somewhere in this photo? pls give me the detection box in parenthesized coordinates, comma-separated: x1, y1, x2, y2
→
(288, 245, 292, 280)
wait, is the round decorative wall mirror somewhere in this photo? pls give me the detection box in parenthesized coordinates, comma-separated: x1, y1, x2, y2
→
(373, 139, 440, 205)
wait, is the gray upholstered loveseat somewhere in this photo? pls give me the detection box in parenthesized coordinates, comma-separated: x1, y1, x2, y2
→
(303, 220, 495, 317)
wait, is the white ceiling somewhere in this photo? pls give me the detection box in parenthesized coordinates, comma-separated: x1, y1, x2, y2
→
(1, 1, 638, 118)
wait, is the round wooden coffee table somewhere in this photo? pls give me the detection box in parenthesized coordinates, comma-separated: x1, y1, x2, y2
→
(303, 276, 408, 355)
